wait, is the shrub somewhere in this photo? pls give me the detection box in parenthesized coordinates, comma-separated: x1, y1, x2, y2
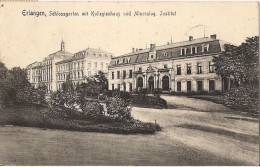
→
(104, 90, 131, 99)
(82, 101, 104, 117)
(105, 96, 132, 120)
(223, 86, 259, 114)
(131, 95, 167, 109)
(153, 88, 162, 95)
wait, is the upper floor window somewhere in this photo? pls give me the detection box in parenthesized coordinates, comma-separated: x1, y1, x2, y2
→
(202, 44, 209, 52)
(117, 71, 120, 79)
(180, 48, 187, 56)
(177, 65, 181, 75)
(209, 62, 215, 73)
(164, 53, 168, 57)
(111, 71, 114, 79)
(187, 64, 192, 74)
(191, 46, 198, 54)
(197, 62, 202, 74)
(164, 64, 168, 68)
(138, 67, 142, 71)
(123, 70, 126, 79)
(129, 70, 133, 78)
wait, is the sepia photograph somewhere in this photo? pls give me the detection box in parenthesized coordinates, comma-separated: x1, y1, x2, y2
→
(0, 1, 259, 166)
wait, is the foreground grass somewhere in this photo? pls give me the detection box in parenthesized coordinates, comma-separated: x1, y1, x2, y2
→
(0, 104, 161, 134)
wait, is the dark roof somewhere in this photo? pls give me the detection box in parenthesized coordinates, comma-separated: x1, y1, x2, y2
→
(110, 37, 228, 67)
(55, 48, 113, 65)
(44, 50, 73, 61)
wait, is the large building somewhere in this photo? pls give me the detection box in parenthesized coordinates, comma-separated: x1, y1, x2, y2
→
(108, 35, 232, 93)
(55, 48, 113, 90)
(26, 41, 113, 92)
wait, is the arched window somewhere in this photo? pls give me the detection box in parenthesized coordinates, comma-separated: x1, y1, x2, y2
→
(137, 77, 143, 88)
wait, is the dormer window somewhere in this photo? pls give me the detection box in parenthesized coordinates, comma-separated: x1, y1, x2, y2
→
(180, 48, 187, 56)
(202, 44, 209, 52)
(138, 67, 142, 71)
(164, 53, 168, 57)
(191, 46, 198, 54)
(151, 55, 154, 59)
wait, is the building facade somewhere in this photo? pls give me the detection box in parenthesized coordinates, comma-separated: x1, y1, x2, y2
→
(26, 41, 112, 92)
(55, 48, 113, 90)
(108, 35, 232, 93)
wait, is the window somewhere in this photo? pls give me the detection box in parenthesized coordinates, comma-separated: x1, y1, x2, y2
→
(197, 63, 202, 74)
(209, 62, 214, 73)
(202, 44, 209, 52)
(101, 62, 103, 68)
(117, 71, 120, 79)
(187, 81, 191, 92)
(177, 82, 181, 92)
(123, 70, 126, 79)
(197, 81, 203, 91)
(164, 53, 168, 56)
(151, 55, 154, 59)
(164, 64, 168, 68)
(129, 83, 132, 91)
(138, 67, 142, 71)
(111, 71, 114, 79)
(191, 46, 197, 54)
(177, 65, 181, 75)
(181, 48, 187, 55)
(187, 64, 191, 74)
(209, 80, 215, 91)
(129, 70, 133, 78)
(117, 84, 120, 91)
(94, 62, 97, 68)
(123, 83, 126, 91)
(112, 84, 114, 90)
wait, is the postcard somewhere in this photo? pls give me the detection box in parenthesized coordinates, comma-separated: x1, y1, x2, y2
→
(0, 1, 258, 166)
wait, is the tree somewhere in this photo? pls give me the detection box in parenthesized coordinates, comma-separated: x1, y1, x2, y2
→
(213, 36, 259, 87)
(93, 70, 108, 91)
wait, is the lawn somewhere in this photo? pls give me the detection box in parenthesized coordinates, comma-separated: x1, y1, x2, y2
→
(0, 104, 160, 134)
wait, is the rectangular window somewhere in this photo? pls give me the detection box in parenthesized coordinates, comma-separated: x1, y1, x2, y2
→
(112, 84, 114, 90)
(197, 63, 202, 74)
(129, 83, 132, 91)
(138, 67, 142, 71)
(209, 62, 214, 73)
(117, 71, 120, 79)
(187, 64, 191, 74)
(123, 70, 126, 79)
(123, 83, 126, 91)
(187, 81, 191, 92)
(164, 64, 168, 68)
(177, 65, 181, 75)
(197, 81, 203, 91)
(111, 71, 114, 79)
(181, 48, 186, 55)
(129, 70, 133, 78)
(101, 62, 103, 68)
(94, 62, 97, 68)
(177, 81, 181, 92)
(117, 84, 120, 91)
(209, 80, 215, 91)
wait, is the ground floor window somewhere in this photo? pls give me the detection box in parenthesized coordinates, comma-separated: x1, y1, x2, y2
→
(123, 83, 126, 91)
(187, 81, 191, 92)
(112, 84, 114, 90)
(162, 75, 169, 91)
(209, 80, 215, 91)
(177, 81, 181, 92)
(197, 81, 203, 91)
(118, 84, 120, 91)
(137, 77, 143, 88)
(129, 83, 132, 91)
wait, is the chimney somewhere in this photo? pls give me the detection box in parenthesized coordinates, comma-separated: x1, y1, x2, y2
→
(210, 34, 217, 39)
(150, 44, 156, 51)
(132, 48, 135, 53)
(189, 36, 193, 41)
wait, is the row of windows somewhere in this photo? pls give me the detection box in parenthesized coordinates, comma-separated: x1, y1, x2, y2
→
(57, 71, 84, 80)
(176, 62, 214, 75)
(180, 44, 209, 56)
(57, 62, 109, 72)
(111, 83, 132, 91)
(111, 70, 133, 79)
(115, 57, 131, 65)
(176, 80, 215, 92)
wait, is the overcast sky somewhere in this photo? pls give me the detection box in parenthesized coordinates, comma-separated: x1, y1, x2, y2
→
(0, 2, 258, 69)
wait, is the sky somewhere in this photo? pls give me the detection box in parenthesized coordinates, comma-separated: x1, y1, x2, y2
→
(0, 2, 258, 69)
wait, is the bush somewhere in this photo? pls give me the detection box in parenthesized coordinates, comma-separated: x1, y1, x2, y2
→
(82, 101, 104, 117)
(223, 86, 259, 114)
(131, 95, 167, 109)
(104, 90, 131, 99)
(105, 96, 132, 120)
(153, 88, 162, 95)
